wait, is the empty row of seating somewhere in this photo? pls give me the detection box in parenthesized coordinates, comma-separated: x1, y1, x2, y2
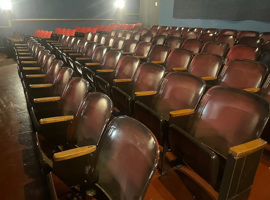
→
(6, 29, 270, 199)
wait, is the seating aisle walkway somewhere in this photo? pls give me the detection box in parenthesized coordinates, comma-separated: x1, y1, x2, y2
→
(0, 53, 49, 199)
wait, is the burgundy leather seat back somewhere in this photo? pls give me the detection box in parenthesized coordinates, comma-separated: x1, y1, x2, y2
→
(141, 33, 153, 42)
(112, 37, 125, 49)
(44, 60, 64, 83)
(75, 92, 113, 146)
(154, 72, 206, 120)
(237, 30, 259, 39)
(84, 43, 96, 57)
(131, 63, 165, 96)
(37, 50, 50, 66)
(226, 45, 259, 61)
(165, 36, 183, 50)
(114, 56, 140, 79)
(122, 39, 138, 53)
(100, 50, 121, 70)
(91, 46, 108, 63)
(131, 32, 141, 41)
(218, 29, 237, 37)
(215, 35, 236, 48)
(94, 116, 159, 200)
(134, 41, 152, 57)
(152, 35, 167, 45)
(42, 54, 56, 73)
(104, 36, 115, 47)
(165, 48, 193, 71)
(198, 33, 216, 43)
(147, 45, 170, 62)
(52, 67, 74, 96)
(84, 32, 93, 41)
(201, 41, 229, 57)
(237, 37, 263, 48)
(181, 39, 203, 54)
(60, 77, 89, 116)
(187, 86, 270, 157)
(168, 30, 182, 37)
(219, 59, 267, 89)
(182, 31, 199, 40)
(188, 53, 223, 78)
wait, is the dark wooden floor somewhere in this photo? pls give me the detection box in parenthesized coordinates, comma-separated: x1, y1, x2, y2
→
(0, 53, 269, 200)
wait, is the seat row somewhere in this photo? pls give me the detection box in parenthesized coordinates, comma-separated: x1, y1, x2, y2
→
(15, 44, 269, 199)
(7, 31, 270, 199)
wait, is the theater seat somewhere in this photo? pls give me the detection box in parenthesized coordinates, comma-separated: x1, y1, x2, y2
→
(187, 53, 223, 83)
(152, 35, 167, 45)
(95, 55, 140, 95)
(25, 67, 74, 107)
(82, 50, 121, 89)
(201, 41, 229, 58)
(29, 77, 90, 141)
(165, 36, 183, 50)
(36, 92, 113, 176)
(75, 46, 108, 77)
(134, 72, 205, 171)
(47, 116, 159, 200)
(225, 45, 260, 61)
(141, 33, 153, 42)
(237, 36, 264, 48)
(181, 39, 203, 54)
(164, 48, 193, 72)
(167, 85, 269, 199)
(111, 62, 165, 115)
(218, 59, 267, 92)
(146, 45, 170, 64)
(215, 35, 236, 48)
(133, 41, 152, 58)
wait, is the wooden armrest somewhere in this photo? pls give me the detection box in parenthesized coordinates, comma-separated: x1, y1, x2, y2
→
(21, 61, 38, 64)
(135, 91, 157, 96)
(17, 49, 29, 52)
(151, 61, 165, 64)
(53, 145, 96, 162)
(23, 67, 41, 71)
(16, 47, 27, 49)
(85, 62, 100, 66)
(69, 53, 81, 56)
(96, 69, 114, 73)
(54, 44, 65, 47)
(135, 56, 147, 59)
(39, 115, 74, 125)
(201, 76, 217, 81)
(17, 53, 31, 55)
(26, 74, 46, 78)
(244, 88, 260, 93)
(76, 57, 91, 61)
(58, 47, 70, 49)
(63, 50, 76, 52)
(172, 68, 187, 71)
(113, 79, 132, 83)
(229, 138, 267, 158)
(29, 83, 53, 88)
(33, 96, 61, 103)
(122, 52, 133, 55)
(170, 109, 195, 117)
(19, 56, 34, 59)
(14, 44, 27, 46)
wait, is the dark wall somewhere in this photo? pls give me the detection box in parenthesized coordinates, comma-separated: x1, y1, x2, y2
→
(0, 0, 140, 37)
